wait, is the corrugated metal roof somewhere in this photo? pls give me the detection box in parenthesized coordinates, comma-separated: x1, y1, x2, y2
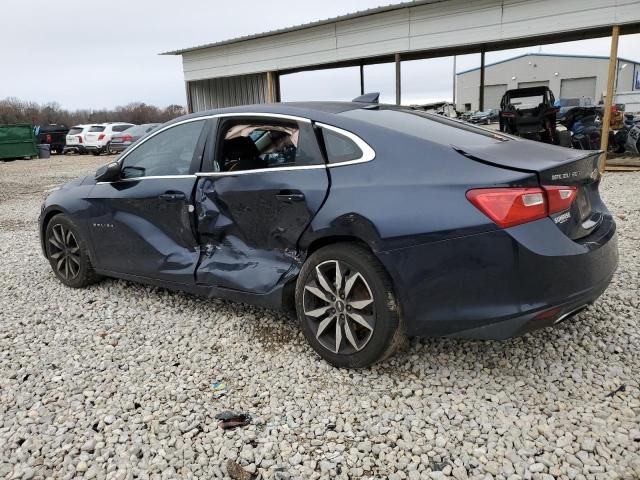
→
(160, 0, 443, 55)
(456, 52, 640, 75)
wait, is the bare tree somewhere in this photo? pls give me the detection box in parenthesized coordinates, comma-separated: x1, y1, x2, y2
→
(0, 98, 186, 127)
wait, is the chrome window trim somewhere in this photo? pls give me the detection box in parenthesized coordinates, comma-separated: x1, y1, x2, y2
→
(96, 175, 196, 185)
(316, 122, 376, 167)
(101, 112, 374, 183)
(196, 164, 325, 177)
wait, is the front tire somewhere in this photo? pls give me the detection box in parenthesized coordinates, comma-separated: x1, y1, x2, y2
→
(45, 214, 102, 288)
(295, 243, 403, 368)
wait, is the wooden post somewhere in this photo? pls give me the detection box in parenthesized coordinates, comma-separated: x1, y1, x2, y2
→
(599, 25, 620, 171)
(266, 71, 274, 103)
(479, 49, 486, 111)
(395, 53, 401, 105)
(360, 62, 365, 95)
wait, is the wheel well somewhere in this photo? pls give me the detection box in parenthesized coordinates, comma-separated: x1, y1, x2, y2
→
(41, 209, 63, 237)
(305, 235, 371, 257)
(281, 235, 376, 315)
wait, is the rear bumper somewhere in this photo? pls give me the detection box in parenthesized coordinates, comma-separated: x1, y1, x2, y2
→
(109, 143, 129, 152)
(63, 145, 86, 153)
(377, 214, 618, 339)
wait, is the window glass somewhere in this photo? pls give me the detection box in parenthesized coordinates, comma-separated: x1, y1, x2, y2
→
(214, 118, 324, 172)
(89, 126, 105, 132)
(112, 124, 132, 132)
(121, 120, 204, 178)
(68, 127, 83, 135)
(341, 108, 502, 145)
(321, 128, 362, 163)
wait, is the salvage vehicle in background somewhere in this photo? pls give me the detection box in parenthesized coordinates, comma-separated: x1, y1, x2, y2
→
(63, 125, 91, 154)
(469, 109, 499, 125)
(39, 99, 618, 368)
(84, 123, 134, 155)
(37, 124, 69, 154)
(499, 86, 558, 144)
(109, 123, 160, 153)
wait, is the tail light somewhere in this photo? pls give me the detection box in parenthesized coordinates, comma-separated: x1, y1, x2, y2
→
(98, 133, 105, 141)
(45, 134, 52, 143)
(122, 134, 132, 142)
(78, 136, 83, 144)
(466, 185, 577, 228)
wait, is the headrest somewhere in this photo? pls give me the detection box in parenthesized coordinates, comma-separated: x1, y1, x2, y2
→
(223, 136, 258, 159)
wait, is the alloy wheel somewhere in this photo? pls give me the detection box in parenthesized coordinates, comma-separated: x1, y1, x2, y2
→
(48, 224, 81, 280)
(302, 260, 376, 354)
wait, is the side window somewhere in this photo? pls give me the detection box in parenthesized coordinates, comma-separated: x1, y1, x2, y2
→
(321, 127, 362, 163)
(112, 125, 130, 132)
(217, 119, 322, 172)
(121, 120, 204, 178)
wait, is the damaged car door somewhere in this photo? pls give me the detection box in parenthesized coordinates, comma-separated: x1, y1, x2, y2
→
(88, 119, 208, 283)
(194, 115, 329, 295)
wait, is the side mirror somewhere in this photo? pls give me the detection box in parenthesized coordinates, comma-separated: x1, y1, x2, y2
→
(95, 162, 121, 183)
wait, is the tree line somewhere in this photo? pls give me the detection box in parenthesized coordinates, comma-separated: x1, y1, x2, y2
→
(0, 97, 187, 127)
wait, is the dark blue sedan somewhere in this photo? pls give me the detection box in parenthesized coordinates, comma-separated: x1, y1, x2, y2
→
(38, 101, 618, 367)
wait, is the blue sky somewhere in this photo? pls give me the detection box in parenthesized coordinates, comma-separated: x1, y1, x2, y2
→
(2, 0, 638, 109)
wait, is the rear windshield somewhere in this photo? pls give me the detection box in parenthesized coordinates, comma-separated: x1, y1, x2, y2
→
(507, 95, 544, 108)
(68, 127, 83, 135)
(340, 108, 505, 145)
(112, 124, 133, 132)
(122, 125, 146, 136)
(89, 126, 105, 132)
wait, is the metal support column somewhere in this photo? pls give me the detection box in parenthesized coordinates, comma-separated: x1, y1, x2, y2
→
(599, 25, 620, 171)
(452, 55, 457, 107)
(266, 71, 275, 103)
(479, 49, 486, 111)
(360, 62, 365, 95)
(395, 53, 401, 105)
(184, 81, 193, 114)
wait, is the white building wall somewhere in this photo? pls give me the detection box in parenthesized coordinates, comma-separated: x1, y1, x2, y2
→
(176, 0, 640, 82)
(454, 55, 638, 111)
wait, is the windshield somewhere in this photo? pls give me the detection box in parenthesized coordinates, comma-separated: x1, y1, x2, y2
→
(88, 126, 105, 133)
(508, 95, 544, 109)
(68, 127, 83, 135)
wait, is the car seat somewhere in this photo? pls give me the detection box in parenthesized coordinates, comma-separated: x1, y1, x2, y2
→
(223, 136, 263, 171)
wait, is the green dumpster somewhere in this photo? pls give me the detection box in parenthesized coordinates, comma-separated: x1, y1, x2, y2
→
(0, 124, 38, 160)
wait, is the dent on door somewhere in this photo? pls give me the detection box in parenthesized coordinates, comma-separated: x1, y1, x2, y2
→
(194, 172, 327, 294)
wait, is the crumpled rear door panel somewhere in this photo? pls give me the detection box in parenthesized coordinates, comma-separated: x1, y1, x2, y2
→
(195, 169, 329, 294)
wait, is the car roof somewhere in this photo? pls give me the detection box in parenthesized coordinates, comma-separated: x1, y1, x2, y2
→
(186, 101, 372, 121)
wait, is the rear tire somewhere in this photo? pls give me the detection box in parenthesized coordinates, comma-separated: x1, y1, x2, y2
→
(295, 243, 403, 368)
(45, 214, 102, 288)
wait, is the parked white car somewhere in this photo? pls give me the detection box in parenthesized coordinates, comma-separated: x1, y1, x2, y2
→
(63, 125, 92, 154)
(84, 123, 135, 155)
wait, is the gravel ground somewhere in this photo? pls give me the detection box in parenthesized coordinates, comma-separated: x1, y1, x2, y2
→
(0, 155, 639, 480)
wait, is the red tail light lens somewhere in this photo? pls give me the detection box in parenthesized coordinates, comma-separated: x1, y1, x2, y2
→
(122, 135, 132, 142)
(45, 134, 52, 143)
(544, 185, 577, 214)
(466, 185, 577, 228)
(98, 133, 105, 140)
(78, 136, 83, 144)
(467, 188, 546, 228)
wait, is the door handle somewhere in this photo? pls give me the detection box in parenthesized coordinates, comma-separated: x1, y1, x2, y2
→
(159, 192, 186, 201)
(276, 190, 305, 202)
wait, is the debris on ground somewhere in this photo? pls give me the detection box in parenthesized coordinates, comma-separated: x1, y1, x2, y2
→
(216, 411, 252, 430)
(605, 384, 627, 398)
(226, 460, 257, 480)
(211, 380, 228, 398)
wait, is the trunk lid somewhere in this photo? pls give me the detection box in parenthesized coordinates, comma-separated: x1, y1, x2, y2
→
(455, 138, 604, 240)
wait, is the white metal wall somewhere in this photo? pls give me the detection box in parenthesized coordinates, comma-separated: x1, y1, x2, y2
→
(457, 55, 615, 110)
(188, 73, 269, 111)
(176, 0, 640, 82)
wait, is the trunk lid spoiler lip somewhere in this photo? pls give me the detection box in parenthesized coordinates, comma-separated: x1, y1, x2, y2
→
(451, 143, 602, 177)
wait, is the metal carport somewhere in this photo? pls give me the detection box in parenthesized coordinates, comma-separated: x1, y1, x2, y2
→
(163, 0, 640, 155)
